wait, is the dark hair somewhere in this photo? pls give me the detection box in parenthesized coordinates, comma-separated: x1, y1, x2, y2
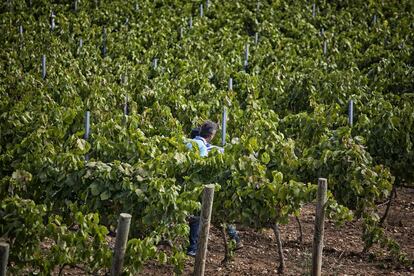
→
(199, 120, 218, 138)
(190, 127, 201, 139)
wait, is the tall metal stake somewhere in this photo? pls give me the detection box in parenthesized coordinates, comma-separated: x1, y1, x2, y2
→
(348, 100, 354, 126)
(221, 107, 227, 147)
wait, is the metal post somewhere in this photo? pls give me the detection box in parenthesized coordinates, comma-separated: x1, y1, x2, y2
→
(19, 25, 23, 35)
(124, 95, 128, 116)
(348, 100, 354, 126)
(255, 32, 259, 44)
(84, 111, 90, 140)
(153, 58, 158, 69)
(221, 107, 227, 147)
(200, 4, 203, 17)
(206, 0, 210, 9)
(323, 40, 327, 55)
(41, 55, 46, 79)
(189, 16, 193, 29)
(312, 3, 316, 17)
(73, 0, 78, 12)
(228, 77, 233, 91)
(244, 44, 249, 70)
(84, 111, 90, 161)
(79, 38, 83, 48)
(50, 11, 55, 31)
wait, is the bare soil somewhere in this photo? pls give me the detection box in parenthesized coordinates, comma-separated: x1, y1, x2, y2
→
(142, 187, 414, 275)
(58, 187, 413, 275)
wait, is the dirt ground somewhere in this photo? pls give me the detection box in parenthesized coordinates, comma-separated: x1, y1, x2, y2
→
(142, 187, 414, 275)
(57, 187, 413, 275)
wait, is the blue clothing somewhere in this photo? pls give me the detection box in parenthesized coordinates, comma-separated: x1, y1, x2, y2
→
(186, 136, 209, 157)
(186, 135, 239, 254)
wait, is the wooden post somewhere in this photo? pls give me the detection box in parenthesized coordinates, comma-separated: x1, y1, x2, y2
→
(111, 213, 132, 276)
(194, 184, 215, 276)
(221, 107, 227, 147)
(41, 55, 46, 79)
(311, 178, 327, 276)
(348, 100, 353, 126)
(0, 242, 10, 276)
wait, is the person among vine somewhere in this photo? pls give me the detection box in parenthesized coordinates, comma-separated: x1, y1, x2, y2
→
(185, 120, 242, 257)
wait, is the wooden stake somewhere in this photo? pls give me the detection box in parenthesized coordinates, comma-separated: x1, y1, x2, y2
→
(111, 213, 132, 276)
(311, 178, 327, 276)
(194, 184, 215, 276)
(0, 242, 9, 276)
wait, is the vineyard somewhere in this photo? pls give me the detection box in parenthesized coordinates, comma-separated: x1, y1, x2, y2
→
(0, 0, 413, 275)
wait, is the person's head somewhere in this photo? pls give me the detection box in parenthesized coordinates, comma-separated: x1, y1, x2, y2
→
(190, 127, 201, 139)
(199, 120, 218, 142)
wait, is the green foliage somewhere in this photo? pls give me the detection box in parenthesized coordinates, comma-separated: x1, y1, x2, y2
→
(1, 0, 412, 273)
